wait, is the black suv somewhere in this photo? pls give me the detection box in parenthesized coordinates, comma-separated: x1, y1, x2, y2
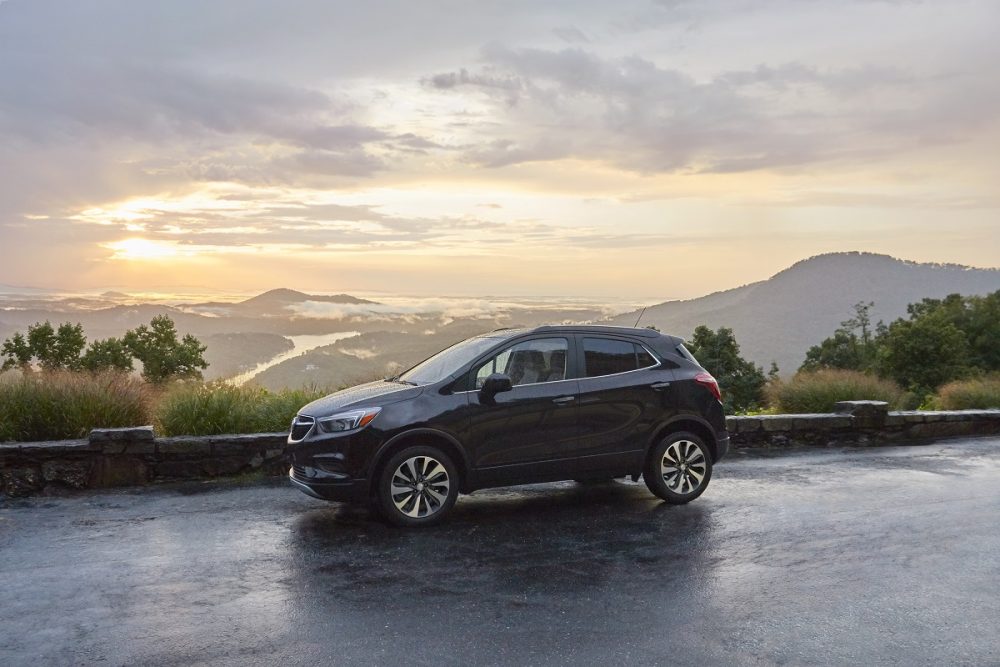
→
(287, 325, 728, 526)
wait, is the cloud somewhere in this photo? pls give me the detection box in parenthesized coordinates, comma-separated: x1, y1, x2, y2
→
(1, 0, 998, 294)
(422, 40, 1000, 174)
(0, 3, 448, 220)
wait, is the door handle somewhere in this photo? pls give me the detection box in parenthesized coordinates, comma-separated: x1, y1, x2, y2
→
(552, 396, 576, 405)
(650, 381, 671, 390)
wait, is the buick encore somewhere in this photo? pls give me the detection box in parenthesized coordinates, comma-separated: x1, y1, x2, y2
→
(287, 325, 729, 526)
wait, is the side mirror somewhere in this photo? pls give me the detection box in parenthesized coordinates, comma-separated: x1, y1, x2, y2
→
(480, 373, 513, 398)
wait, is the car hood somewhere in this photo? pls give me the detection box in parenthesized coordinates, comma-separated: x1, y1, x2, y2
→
(297, 380, 423, 417)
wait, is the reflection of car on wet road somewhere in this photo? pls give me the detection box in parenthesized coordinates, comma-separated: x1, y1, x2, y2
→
(287, 325, 729, 525)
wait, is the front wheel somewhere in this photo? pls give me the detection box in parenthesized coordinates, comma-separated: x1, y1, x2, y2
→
(375, 446, 459, 527)
(643, 432, 713, 504)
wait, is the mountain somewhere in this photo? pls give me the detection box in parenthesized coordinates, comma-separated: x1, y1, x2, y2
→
(179, 288, 378, 318)
(606, 252, 1000, 374)
(238, 288, 375, 307)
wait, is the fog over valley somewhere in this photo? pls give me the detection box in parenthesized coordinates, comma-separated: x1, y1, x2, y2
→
(3, 253, 998, 388)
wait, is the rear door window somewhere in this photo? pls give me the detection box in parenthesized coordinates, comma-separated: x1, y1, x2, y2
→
(583, 337, 657, 377)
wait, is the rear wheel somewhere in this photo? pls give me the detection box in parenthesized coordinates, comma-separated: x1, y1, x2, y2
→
(375, 446, 459, 527)
(643, 431, 712, 504)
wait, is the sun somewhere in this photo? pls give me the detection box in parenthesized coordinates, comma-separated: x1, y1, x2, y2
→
(104, 238, 184, 261)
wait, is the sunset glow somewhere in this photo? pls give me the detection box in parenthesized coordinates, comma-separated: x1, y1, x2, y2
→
(104, 238, 187, 261)
(0, 0, 997, 297)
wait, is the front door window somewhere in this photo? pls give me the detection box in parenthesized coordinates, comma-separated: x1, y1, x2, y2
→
(474, 338, 569, 388)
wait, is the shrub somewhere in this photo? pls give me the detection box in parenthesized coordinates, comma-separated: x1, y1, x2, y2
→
(0, 371, 151, 442)
(154, 383, 326, 436)
(765, 369, 904, 414)
(933, 375, 1000, 410)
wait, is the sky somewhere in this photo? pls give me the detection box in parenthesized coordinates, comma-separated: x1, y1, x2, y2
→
(0, 0, 998, 299)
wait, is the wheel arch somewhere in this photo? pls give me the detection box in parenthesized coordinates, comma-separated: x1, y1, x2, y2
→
(646, 415, 720, 466)
(369, 428, 472, 497)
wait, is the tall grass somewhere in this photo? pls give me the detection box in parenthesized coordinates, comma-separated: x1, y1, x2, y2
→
(766, 369, 904, 414)
(933, 375, 1000, 410)
(154, 383, 327, 436)
(0, 371, 151, 442)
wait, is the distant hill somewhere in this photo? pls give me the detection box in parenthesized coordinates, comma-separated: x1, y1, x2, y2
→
(606, 252, 1000, 373)
(238, 288, 375, 307)
(179, 288, 377, 318)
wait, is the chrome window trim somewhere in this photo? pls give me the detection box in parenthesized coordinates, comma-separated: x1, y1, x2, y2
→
(577, 359, 663, 382)
(453, 376, 578, 395)
(452, 337, 663, 393)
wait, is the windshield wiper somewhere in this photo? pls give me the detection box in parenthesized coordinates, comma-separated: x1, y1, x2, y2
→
(386, 375, 417, 385)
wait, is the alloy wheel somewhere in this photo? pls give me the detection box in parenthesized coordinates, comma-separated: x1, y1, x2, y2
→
(390, 455, 451, 518)
(659, 439, 707, 495)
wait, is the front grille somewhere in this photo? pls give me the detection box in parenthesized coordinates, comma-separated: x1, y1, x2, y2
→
(289, 415, 315, 442)
(291, 464, 310, 479)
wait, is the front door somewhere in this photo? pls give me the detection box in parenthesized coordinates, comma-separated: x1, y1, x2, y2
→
(465, 336, 580, 484)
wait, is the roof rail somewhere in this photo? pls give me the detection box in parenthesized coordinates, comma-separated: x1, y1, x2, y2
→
(532, 324, 661, 339)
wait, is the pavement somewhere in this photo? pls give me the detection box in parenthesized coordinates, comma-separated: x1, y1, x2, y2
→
(1, 438, 999, 666)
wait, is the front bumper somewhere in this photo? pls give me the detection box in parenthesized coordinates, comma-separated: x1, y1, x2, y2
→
(288, 467, 368, 503)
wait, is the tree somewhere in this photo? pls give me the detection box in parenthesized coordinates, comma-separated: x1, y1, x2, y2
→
(0, 321, 86, 372)
(800, 290, 1000, 396)
(81, 338, 134, 373)
(1, 315, 206, 382)
(902, 291, 1000, 374)
(876, 315, 970, 394)
(123, 315, 207, 383)
(800, 302, 879, 373)
(50, 322, 87, 371)
(686, 325, 767, 413)
(0, 332, 33, 372)
(843, 301, 875, 348)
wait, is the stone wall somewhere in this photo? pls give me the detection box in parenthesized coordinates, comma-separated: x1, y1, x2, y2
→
(728, 401, 1000, 450)
(0, 427, 286, 497)
(2, 402, 999, 497)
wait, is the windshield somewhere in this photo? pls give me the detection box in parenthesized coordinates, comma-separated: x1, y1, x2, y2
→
(398, 335, 505, 385)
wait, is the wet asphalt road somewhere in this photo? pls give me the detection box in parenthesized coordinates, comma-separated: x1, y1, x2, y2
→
(1, 439, 999, 666)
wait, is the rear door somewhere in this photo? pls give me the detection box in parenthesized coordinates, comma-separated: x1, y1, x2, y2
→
(574, 335, 673, 473)
(465, 336, 581, 485)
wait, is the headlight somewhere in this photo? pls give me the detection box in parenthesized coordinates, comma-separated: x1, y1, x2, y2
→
(316, 407, 381, 434)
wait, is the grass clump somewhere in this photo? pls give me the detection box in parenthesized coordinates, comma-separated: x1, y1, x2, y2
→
(765, 369, 904, 414)
(154, 383, 326, 436)
(933, 375, 1000, 410)
(0, 371, 151, 441)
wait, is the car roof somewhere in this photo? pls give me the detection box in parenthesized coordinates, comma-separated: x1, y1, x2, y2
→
(493, 324, 664, 340)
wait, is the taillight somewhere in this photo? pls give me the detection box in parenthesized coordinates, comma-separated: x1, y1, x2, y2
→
(694, 372, 722, 403)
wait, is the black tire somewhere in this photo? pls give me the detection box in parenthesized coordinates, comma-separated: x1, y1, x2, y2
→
(643, 431, 713, 504)
(375, 445, 459, 527)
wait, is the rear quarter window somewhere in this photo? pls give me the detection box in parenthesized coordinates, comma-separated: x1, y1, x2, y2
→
(583, 337, 658, 377)
(676, 344, 698, 363)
